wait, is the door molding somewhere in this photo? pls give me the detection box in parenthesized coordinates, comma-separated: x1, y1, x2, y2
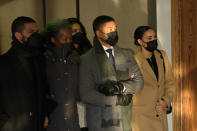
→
(172, 0, 182, 130)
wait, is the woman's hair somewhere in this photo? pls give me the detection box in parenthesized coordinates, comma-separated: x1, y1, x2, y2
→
(134, 26, 153, 46)
(67, 18, 87, 36)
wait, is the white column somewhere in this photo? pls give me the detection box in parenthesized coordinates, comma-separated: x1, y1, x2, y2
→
(156, 0, 173, 131)
(157, 0, 172, 62)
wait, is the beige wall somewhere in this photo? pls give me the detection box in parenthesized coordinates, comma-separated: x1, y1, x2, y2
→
(80, 0, 150, 52)
(156, 0, 173, 130)
(0, 0, 76, 54)
(0, 0, 43, 54)
(0, 0, 155, 54)
(46, 0, 76, 22)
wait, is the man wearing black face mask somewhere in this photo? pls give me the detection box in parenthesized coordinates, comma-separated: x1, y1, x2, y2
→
(79, 15, 144, 131)
(0, 16, 50, 131)
(42, 19, 80, 131)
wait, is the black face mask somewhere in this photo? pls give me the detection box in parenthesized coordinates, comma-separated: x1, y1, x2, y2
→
(103, 31, 119, 46)
(62, 42, 72, 48)
(72, 32, 87, 45)
(60, 42, 73, 59)
(145, 39, 158, 52)
(26, 32, 44, 48)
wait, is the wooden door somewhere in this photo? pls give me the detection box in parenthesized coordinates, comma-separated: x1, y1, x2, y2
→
(172, 0, 197, 130)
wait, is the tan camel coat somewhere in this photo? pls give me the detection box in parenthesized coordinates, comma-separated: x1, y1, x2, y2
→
(131, 50, 175, 131)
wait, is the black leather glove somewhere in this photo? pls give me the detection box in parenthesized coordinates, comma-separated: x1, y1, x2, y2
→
(116, 94, 133, 106)
(98, 81, 124, 96)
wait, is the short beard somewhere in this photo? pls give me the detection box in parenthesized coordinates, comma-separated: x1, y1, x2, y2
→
(21, 35, 28, 44)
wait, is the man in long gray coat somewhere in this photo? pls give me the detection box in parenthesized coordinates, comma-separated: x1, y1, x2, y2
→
(79, 15, 144, 131)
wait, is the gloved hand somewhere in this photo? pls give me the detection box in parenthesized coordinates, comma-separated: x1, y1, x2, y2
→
(97, 81, 124, 96)
(116, 94, 133, 106)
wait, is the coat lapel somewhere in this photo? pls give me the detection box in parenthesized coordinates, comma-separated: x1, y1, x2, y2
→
(11, 47, 34, 82)
(135, 51, 165, 87)
(93, 37, 117, 82)
(136, 52, 158, 83)
(113, 45, 123, 68)
(113, 46, 131, 81)
(154, 51, 165, 86)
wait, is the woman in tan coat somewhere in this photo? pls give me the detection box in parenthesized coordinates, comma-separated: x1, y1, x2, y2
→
(131, 26, 175, 131)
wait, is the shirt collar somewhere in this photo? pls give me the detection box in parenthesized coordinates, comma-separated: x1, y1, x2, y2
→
(102, 45, 114, 51)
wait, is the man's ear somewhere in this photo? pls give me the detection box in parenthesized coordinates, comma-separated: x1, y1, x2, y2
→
(95, 30, 100, 37)
(14, 32, 22, 42)
(50, 37, 56, 44)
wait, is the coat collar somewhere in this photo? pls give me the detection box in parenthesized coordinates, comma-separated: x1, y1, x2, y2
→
(93, 36, 106, 54)
(11, 40, 40, 57)
(93, 36, 117, 82)
(135, 50, 164, 83)
(154, 50, 165, 84)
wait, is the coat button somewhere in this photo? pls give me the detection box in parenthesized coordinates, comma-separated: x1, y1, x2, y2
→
(63, 60, 67, 64)
(51, 94, 55, 98)
(64, 72, 69, 75)
(59, 58, 63, 62)
(29, 112, 33, 116)
(64, 117, 68, 120)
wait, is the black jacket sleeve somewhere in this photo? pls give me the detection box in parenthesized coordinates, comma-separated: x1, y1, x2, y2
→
(0, 110, 9, 128)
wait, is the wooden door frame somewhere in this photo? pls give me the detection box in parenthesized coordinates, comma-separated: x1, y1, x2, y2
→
(172, 0, 182, 130)
(172, 0, 197, 130)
